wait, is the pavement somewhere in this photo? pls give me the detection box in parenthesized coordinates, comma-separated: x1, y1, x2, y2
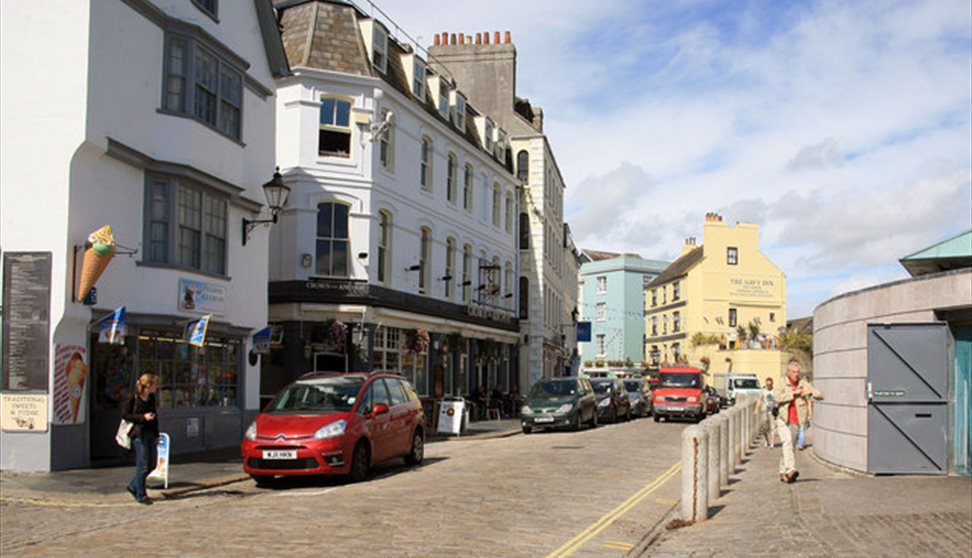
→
(0, 418, 521, 506)
(635, 439, 972, 557)
(2, 418, 970, 557)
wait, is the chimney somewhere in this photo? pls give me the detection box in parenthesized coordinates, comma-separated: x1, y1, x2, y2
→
(504, 31, 511, 44)
(493, 31, 500, 44)
(475, 33, 482, 45)
(483, 31, 490, 44)
(682, 236, 697, 256)
(434, 34, 441, 46)
(441, 32, 448, 45)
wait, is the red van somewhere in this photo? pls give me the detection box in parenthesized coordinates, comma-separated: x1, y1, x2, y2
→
(241, 372, 425, 485)
(652, 367, 706, 423)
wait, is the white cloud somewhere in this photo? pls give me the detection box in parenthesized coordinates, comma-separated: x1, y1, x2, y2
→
(373, 0, 972, 314)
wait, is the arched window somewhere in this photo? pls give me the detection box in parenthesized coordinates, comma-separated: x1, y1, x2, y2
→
(319, 96, 352, 158)
(445, 237, 456, 300)
(419, 227, 431, 295)
(316, 202, 349, 277)
(446, 153, 457, 204)
(519, 276, 529, 319)
(516, 150, 529, 182)
(377, 210, 391, 284)
(519, 212, 530, 249)
(420, 136, 433, 191)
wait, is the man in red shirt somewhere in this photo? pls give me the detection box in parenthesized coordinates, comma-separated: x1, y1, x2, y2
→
(773, 361, 823, 483)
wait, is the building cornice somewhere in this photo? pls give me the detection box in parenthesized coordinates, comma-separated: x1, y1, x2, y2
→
(645, 332, 687, 343)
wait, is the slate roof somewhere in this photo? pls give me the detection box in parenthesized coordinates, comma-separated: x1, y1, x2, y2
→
(645, 247, 704, 289)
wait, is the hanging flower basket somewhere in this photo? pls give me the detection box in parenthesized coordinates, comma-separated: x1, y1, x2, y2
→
(313, 320, 347, 353)
(406, 328, 429, 354)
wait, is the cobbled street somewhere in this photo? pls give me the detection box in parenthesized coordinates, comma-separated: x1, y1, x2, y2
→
(1, 419, 684, 557)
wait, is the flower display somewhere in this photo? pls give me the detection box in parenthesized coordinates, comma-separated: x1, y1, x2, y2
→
(406, 328, 430, 354)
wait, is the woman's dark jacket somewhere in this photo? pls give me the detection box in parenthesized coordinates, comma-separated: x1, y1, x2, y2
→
(123, 393, 159, 439)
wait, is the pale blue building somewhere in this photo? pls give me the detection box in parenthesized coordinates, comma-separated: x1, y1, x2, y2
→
(578, 251, 670, 370)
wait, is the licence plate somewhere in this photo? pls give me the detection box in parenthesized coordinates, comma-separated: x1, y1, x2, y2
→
(262, 450, 297, 460)
(534, 416, 554, 423)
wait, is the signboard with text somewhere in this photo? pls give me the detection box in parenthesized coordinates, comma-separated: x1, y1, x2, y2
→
(0, 393, 49, 432)
(178, 278, 226, 315)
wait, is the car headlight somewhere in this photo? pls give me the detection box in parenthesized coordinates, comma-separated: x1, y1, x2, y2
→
(687, 396, 698, 403)
(244, 421, 257, 441)
(556, 403, 573, 414)
(521, 405, 533, 415)
(313, 419, 347, 440)
(598, 398, 610, 408)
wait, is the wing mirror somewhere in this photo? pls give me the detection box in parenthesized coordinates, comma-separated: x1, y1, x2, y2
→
(371, 403, 390, 417)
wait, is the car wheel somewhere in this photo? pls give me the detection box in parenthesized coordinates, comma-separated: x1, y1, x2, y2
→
(250, 474, 273, 487)
(590, 409, 598, 429)
(522, 426, 532, 434)
(653, 414, 661, 423)
(572, 413, 582, 431)
(404, 430, 424, 466)
(349, 441, 370, 483)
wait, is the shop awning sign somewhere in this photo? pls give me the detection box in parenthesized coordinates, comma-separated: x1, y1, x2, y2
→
(252, 326, 273, 354)
(97, 306, 127, 345)
(184, 315, 211, 347)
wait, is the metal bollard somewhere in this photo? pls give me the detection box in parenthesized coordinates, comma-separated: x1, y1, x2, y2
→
(701, 418, 720, 501)
(714, 412, 730, 488)
(680, 425, 709, 523)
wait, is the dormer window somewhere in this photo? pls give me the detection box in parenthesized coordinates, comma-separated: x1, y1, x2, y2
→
(372, 25, 388, 74)
(484, 119, 494, 152)
(438, 82, 450, 120)
(451, 92, 466, 132)
(412, 59, 426, 99)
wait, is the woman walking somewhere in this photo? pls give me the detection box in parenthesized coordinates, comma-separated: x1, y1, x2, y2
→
(125, 372, 159, 505)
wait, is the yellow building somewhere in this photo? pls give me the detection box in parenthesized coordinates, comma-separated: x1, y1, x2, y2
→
(644, 213, 788, 383)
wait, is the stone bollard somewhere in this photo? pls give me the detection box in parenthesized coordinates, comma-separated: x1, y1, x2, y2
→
(680, 425, 709, 523)
(740, 396, 751, 454)
(734, 405, 744, 465)
(714, 412, 730, 488)
(726, 404, 737, 473)
(701, 418, 720, 502)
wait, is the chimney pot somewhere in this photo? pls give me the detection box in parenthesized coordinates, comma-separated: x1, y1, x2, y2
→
(475, 33, 482, 44)
(441, 32, 448, 45)
(450, 33, 457, 45)
(484, 31, 490, 44)
(505, 31, 511, 44)
(494, 31, 500, 44)
(434, 34, 441, 46)
(459, 34, 465, 45)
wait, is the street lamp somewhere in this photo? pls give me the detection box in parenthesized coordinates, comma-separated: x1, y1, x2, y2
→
(242, 168, 290, 246)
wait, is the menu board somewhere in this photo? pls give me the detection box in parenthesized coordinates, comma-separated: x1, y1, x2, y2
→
(2, 252, 52, 391)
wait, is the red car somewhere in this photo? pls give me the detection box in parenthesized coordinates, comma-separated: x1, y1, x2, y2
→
(241, 372, 425, 485)
(652, 367, 706, 423)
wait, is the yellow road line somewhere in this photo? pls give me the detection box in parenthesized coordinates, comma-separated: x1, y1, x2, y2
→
(545, 461, 681, 558)
(655, 497, 678, 506)
(603, 540, 635, 550)
(0, 496, 135, 508)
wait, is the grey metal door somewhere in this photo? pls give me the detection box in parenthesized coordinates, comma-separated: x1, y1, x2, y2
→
(867, 323, 947, 474)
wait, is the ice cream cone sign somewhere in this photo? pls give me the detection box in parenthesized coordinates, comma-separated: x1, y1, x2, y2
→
(67, 353, 88, 423)
(77, 225, 116, 302)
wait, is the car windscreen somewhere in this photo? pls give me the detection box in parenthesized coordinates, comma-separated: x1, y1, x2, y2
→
(590, 380, 613, 394)
(733, 378, 760, 389)
(529, 380, 577, 397)
(623, 380, 642, 392)
(660, 373, 700, 388)
(266, 376, 365, 413)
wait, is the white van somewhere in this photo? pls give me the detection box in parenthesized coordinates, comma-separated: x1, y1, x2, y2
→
(712, 373, 762, 405)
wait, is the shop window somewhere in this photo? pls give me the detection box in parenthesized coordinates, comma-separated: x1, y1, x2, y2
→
(138, 329, 240, 408)
(319, 96, 352, 158)
(144, 175, 227, 275)
(316, 202, 349, 277)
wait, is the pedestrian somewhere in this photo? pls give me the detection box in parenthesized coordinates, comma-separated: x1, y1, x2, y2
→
(773, 361, 823, 483)
(753, 377, 776, 448)
(124, 372, 160, 504)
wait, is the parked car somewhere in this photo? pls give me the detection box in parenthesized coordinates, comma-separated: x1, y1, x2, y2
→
(521, 377, 597, 433)
(241, 372, 425, 485)
(652, 367, 705, 423)
(712, 372, 762, 406)
(591, 377, 632, 423)
(702, 385, 721, 415)
(623, 379, 650, 418)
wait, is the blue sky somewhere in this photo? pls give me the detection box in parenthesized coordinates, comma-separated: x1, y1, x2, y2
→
(380, 0, 972, 317)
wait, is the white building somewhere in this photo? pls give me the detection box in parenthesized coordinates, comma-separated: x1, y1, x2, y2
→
(267, 1, 521, 402)
(428, 31, 582, 385)
(0, 0, 288, 471)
